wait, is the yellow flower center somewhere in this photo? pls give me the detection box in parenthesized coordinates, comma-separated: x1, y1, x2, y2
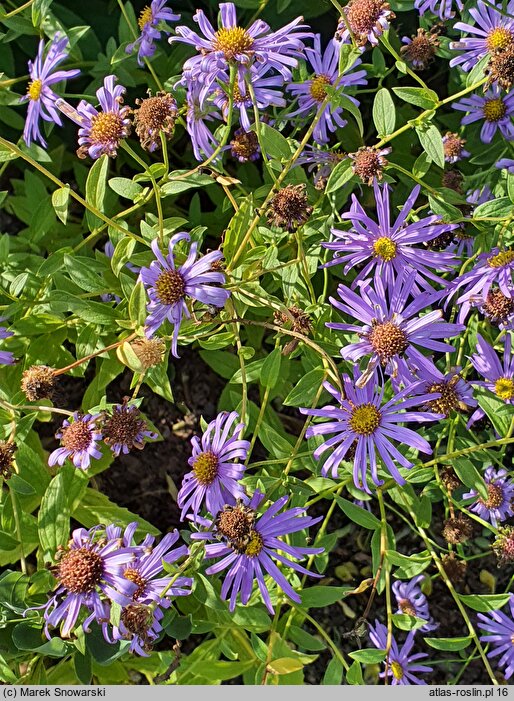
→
(487, 250, 514, 268)
(486, 27, 514, 52)
(309, 74, 331, 102)
(89, 111, 125, 145)
(138, 5, 153, 30)
(495, 377, 514, 401)
(483, 97, 507, 122)
(27, 79, 42, 101)
(482, 483, 504, 510)
(349, 403, 381, 436)
(244, 530, 264, 557)
(154, 269, 185, 305)
(213, 27, 254, 60)
(123, 568, 147, 600)
(192, 450, 219, 485)
(391, 661, 404, 680)
(373, 236, 397, 261)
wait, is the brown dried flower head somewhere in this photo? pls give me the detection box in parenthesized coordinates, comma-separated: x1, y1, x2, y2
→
(21, 364, 56, 401)
(441, 552, 467, 584)
(133, 92, 177, 152)
(492, 526, 514, 567)
(130, 337, 166, 370)
(0, 441, 16, 480)
(267, 184, 313, 232)
(442, 515, 474, 544)
(401, 28, 440, 70)
(441, 169, 463, 193)
(485, 45, 514, 91)
(349, 146, 390, 186)
(439, 466, 461, 492)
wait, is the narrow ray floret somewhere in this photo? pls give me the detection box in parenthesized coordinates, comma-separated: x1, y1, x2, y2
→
(287, 35, 367, 145)
(177, 411, 249, 520)
(477, 596, 514, 680)
(392, 575, 438, 632)
(497, 158, 514, 174)
(446, 248, 514, 323)
(190, 491, 323, 613)
(56, 75, 131, 159)
(21, 34, 80, 147)
(449, 0, 514, 72)
(300, 373, 440, 492)
(369, 620, 433, 684)
(31, 524, 141, 640)
(322, 183, 458, 293)
(170, 2, 312, 91)
(463, 467, 514, 527)
(139, 233, 230, 357)
(452, 87, 514, 144)
(295, 146, 345, 189)
(416, 366, 476, 417)
(185, 83, 221, 161)
(48, 413, 103, 470)
(467, 333, 514, 426)
(113, 526, 192, 655)
(328, 271, 464, 387)
(126, 0, 180, 66)
(0, 327, 14, 366)
(414, 0, 462, 20)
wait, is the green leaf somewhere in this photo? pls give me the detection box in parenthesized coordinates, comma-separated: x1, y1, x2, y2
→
(325, 158, 353, 194)
(299, 585, 352, 608)
(108, 177, 144, 201)
(38, 466, 88, 560)
(283, 367, 325, 406)
(85, 154, 109, 231)
(349, 648, 386, 664)
(323, 657, 344, 685)
(13, 622, 69, 657)
(0, 141, 18, 163)
(459, 593, 512, 612)
(129, 281, 148, 326)
(425, 636, 472, 651)
(392, 87, 439, 109)
(195, 660, 256, 682)
(259, 123, 292, 160)
(74, 651, 92, 685)
(288, 625, 326, 652)
(160, 172, 214, 196)
(372, 88, 396, 137)
(111, 237, 136, 276)
(268, 657, 305, 675)
(508, 173, 514, 206)
(416, 124, 445, 168)
(51, 186, 70, 224)
(0, 531, 18, 550)
(8, 473, 36, 495)
(475, 386, 514, 438)
(260, 347, 282, 389)
(223, 196, 253, 264)
(326, 86, 363, 136)
(64, 254, 105, 293)
(334, 496, 381, 530)
(474, 197, 513, 219)
(453, 458, 488, 501)
(72, 488, 159, 537)
(346, 660, 364, 685)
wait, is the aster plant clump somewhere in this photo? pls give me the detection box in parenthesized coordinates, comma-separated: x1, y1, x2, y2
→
(2, 0, 514, 688)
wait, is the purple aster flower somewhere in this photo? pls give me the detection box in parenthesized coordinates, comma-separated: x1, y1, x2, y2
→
(447, 248, 514, 323)
(102, 401, 157, 457)
(0, 327, 15, 366)
(467, 185, 494, 207)
(48, 412, 103, 470)
(288, 36, 367, 145)
(295, 145, 346, 189)
(213, 64, 286, 132)
(392, 575, 439, 632)
(139, 233, 230, 357)
(369, 620, 433, 684)
(416, 365, 477, 417)
(56, 76, 131, 159)
(113, 528, 192, 655)
(34, 523, 140, 639)
(463, 466, 514, 527)
(323, 183, 458, 294)
(300, 372, 439, 492)
(191, 490, 323, 613)
(452, 87, 514, 144)
(20, 34, 80, 147)
(328, 271, 464, 388)
(497, 158, 514, 174)
(177, 411, 249, 520)
(337, 0, 395, 47)
(478, 595, 514, 680)
(449, 1, 514, 72)
(126, 1, 180, 66)
(414, 0, 463, 20)
(186, 83, 221, 161)
(170, 3, 311, 93)
(467, 334, 514, 426)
